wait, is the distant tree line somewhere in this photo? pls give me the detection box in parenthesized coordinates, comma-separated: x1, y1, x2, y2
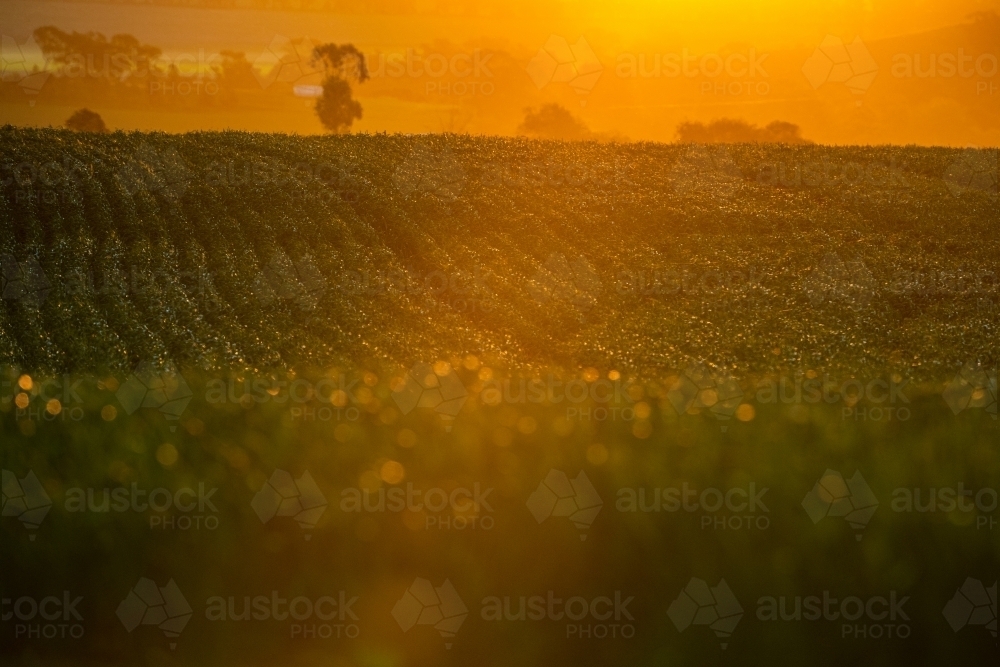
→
(27, 0, 416, 12)
(676, 119, 811, 144)
(3, 26, 368, 132)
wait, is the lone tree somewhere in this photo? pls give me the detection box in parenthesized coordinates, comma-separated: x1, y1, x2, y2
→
(517, 104, 592, 141)
(310, 44, 369, 133)
(66, 108, 107, 132)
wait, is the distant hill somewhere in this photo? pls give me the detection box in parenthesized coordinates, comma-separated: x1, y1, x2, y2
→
(5, 0, 540, 14)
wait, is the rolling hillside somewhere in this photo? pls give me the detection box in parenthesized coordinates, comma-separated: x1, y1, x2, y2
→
(1, 127, 998, 380)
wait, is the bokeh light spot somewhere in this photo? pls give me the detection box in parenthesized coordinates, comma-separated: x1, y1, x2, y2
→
(156, 443, 179, 467)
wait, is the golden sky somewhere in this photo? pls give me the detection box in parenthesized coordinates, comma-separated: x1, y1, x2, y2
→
(1, 0, 999, 145)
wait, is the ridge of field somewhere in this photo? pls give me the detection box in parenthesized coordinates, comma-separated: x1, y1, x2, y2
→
(0, 127, 997, 379)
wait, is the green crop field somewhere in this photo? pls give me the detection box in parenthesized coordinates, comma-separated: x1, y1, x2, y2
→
(1, 128, 998, 666)
(0, 127, 998, 377)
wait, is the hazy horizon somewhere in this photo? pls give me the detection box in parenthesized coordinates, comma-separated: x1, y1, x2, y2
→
(1, 0, 999, 145)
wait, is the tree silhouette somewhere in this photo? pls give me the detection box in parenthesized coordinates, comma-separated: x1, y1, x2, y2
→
(310, 44, 369, 133)
(35, 26, 161, 75)
(517, 104, 592, 141)
(66, 108, 108, 132)
(676, 119, 811, 144)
